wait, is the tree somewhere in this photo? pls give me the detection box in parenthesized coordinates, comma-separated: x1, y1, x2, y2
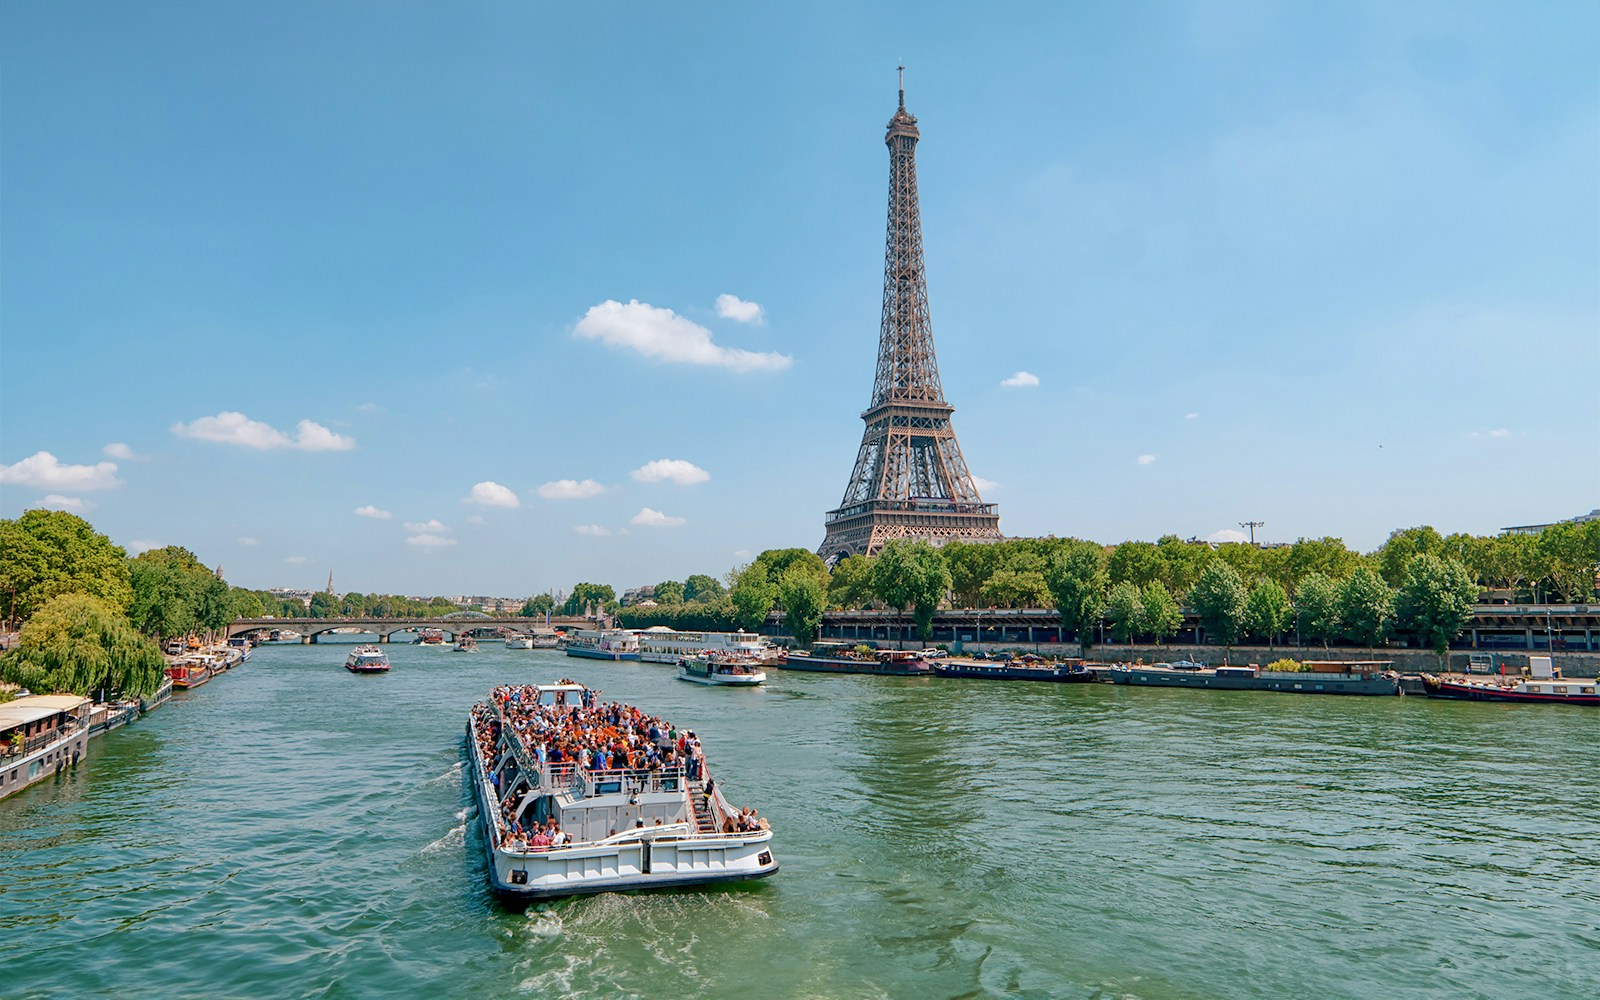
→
(1281, 537, 1364, 590)
(1189, 560, 1247, 647)
(728, 563, 776, 632)
(519, 594, 555, 618)
(229, 587, 265, 620)
(753, 548, 828, 588)
(308, 591, 338, 619)
(653, 580, 685, 605)
(943, 542, 1001, 607)
(1395, 554, 1479, 660)
(1337, 567, 1394, 648)
(777, 567, 826, 646)
(1536, 521, 1600, 602)
(827, 555, 876, 610)
(683, 574, 724, 603)
(1294, 572, 1340, 647)
(128, 547, 227, 639)
(0, 593, 166, 698)
(1154, 536, 1211, 594)
(1375, 526, 1444, 586)
(0, 510, 133, 627)
(979, 568, 1051, 609)
(1105, 582, 1143, 644)
(1044, 540, 1108, 648)
(561, 582, 615, 616)
(1213, 544, 1262, 585)
(1243, 579, 1292, 648)
(871, 540, 951, 642)
(1107, 541, 1163, 587)
(1138, 581, 1183, 644)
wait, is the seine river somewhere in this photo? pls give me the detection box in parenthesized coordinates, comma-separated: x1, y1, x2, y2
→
(2, 640, 1596, 998)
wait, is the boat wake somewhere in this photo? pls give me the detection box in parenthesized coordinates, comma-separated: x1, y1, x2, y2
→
(420, 823, 465, 856)
(423, 761, 464, 787)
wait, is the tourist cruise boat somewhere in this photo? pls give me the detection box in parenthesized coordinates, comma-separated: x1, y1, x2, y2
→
(1420, 657, 1596, 706)
(678, 655, 766, 686)
(636, 627, 766, 664)
(777, 644, 933, 676)
(344, 646, 391, 673)
(1110, 661, 1400, 696)
(417, 629, 446, 646)
(454, 635, 479, 653)
(466, 682, 778, 901)
(505, 634, 535, 650)
(565, 629, 641, 661)
(933, 658, 1097, 683)
(1, 694, 90, 800)
(530, 630, 561, 649)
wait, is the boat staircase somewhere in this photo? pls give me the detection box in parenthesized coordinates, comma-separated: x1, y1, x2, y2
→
(687, 780, 718, 835)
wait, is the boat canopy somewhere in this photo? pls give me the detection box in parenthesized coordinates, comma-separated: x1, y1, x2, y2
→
(0, 694, 90, 729)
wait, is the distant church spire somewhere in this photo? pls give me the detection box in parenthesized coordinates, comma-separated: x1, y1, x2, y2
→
(326, 570, 335, 595)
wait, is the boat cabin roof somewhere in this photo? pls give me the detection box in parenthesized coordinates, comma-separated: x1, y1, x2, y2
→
(0, 694, 90, 730)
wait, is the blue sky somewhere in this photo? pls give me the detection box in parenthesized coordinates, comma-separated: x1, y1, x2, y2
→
(2, 1, 1596, 597)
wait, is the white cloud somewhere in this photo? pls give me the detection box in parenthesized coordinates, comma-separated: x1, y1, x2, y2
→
(632, 507, 686, 527)
(285, 555, 310, 564)
(1184, 412, 1199, 420)
(733, 549, 752, 560)
(170, 411, 354, 451)
(466, 514, 486, 525)
(1000, 371, 1040, 388)
(574, 299, 791, 373)
(537, 479, 607, 500)
(465, 481, 520, 508)
(715, 293, 765, 324)
(354, 505, 393, 519)
(237, 536, 259, 546)
(103, 442, 146, 460)
(39, 495, 89, 511)
(403, 519, 449, 533)
(1207, 528, 1251, 543)
(355, 402, 382, 413)
(406, 533, 457, 548)
(630, 459, 710, 485)
(1136, 454, 1157, 465)
(1467, 429, 1512, 440)
(971, 476, 1001, 494)
(574, 524, 612, 537)
(129, 540, 162, 554)
(0, 451, 122, 491)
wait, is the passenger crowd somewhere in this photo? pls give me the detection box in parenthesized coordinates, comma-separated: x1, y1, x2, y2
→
(490, 682, 706, 781)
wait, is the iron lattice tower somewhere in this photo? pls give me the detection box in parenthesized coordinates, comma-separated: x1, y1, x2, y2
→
(819, 71, 1001, 563)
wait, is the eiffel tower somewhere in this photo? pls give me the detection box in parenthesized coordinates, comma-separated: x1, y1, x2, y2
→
(819, 70, 1001, 563)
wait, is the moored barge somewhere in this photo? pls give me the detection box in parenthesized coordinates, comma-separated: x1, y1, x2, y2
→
(467, 682, 777, 901)
(1, 695, 90, 800)
(1420, 658, 1596, 706)
(564, 629, 641, 661)
(934, 658, 1098, 682)
(777, 644, 933, 676)
(1110, 661, 1400, 696)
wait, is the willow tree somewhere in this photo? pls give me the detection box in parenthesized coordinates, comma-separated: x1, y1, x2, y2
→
(0, 593, 165, 698)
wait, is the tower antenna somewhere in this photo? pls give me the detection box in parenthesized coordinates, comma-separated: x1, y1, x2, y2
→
(1239, 521, 1265, 546)
(897, 63, 905, 110)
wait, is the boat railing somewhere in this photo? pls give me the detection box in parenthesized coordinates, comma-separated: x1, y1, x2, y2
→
(1, 720, 86, 760)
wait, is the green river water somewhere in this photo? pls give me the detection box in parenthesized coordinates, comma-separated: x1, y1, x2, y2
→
(1, 640, 1596, 999)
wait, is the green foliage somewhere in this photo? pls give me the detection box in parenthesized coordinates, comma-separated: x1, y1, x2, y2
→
(729, 563, 777, 632)
(980, 568, 1050, 609)
(229, 587, 265, 620)
(652, 580, 685, 605)
(1337, 567, 1395, 648)
(1243, 578, 1293, 646)
(682, 574, 724, 603)
(1138, 581, 1183, 644)
(1265, 658, 1303, 672)
(1535, 520, 1600, 602)
(1105, 582, 1142, 644)
(1280, 537, 1365, 589)
(615, 600, 737, 632)
(519, 594, 555, 618)
(777, 567, 826, 645)
(1188, 560, 1248, 646)
(561, 582, 615, 616)
(127, 546, 229, 638)
(0, 510, 133, 626)
(0, 593, 165, 697)
(827, 555, 876, 610)
(1376, 526, 1445, 587)
(1213, 543, 1262, 585)
(1395, 554, 1478, 656)
(1044, 540, 1108, 647)
(753, 548, 828, 588)
(1294, 572, 1340, 647)
(1107, 541, 1163, 588)
(942, 542, 1000, 608)
(1153, 536, 1212, 594)
(871, 540, 951, 641)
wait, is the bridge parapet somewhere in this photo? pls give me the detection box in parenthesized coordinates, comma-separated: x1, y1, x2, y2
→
(227, 616, 594, 642)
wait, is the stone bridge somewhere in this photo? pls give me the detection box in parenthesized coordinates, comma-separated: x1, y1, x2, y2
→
(226, 616, 594, 643)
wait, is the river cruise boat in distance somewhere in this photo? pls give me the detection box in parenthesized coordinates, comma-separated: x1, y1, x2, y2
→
(934, 658, 1097, 683)
(678, 655, 766, 686)
(467, 683, 778, 901)
(777, 643, 933, 676)
(417, 628, 446, 646)
(454, 635, 479, 653)
(505, 634, 535, 650)
(1421, 656, 1597, 706)
(344, 645, 391, 674)
(636, 627, 766, 664)
(1, 694, 90, 800)
(1110, 660, 1400, 696)
(565, 629, 641, 661)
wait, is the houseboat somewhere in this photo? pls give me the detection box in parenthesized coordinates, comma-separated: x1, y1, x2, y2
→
(636, 628, 766, 664)
(1, 694, 91, 800)
(1110, 660, 1400, 696)
(141, 676, 174, 712)
(344, 646, 391, 673)
(166, 658, 211, 690)
(1421, 657, 1596, 706)
(678, 655, 766, 686)
(934, 658, 1098, 682)
(777, 644, 933, 676)
(565, 629, 641, 661)
(88, 699, 140, 736)
(467, 682, 778, 901)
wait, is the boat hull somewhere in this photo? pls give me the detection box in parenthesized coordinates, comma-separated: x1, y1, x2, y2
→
(777, 656, 930, 676)
(1111, 667, 1400, 696)
(345, 664, 390, 674)
(1421, 676, 1598, 706)
(677, 669, 766, 686)
(566, 646, 640, 661)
